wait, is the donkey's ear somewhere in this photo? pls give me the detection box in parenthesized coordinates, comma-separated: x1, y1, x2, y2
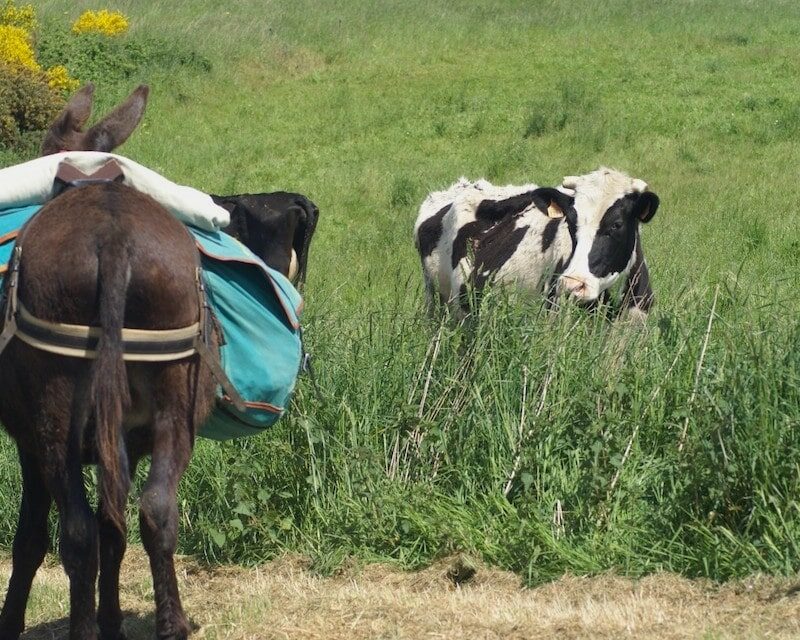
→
(84, 84, 149, 152)
(40, 83, 95, 154)
(61, 83, 95, 131)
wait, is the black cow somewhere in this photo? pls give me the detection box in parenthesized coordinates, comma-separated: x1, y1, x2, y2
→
(211, 192, 319, 286)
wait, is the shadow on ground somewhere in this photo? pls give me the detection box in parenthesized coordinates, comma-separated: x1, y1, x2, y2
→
(21, 611, 201, 639)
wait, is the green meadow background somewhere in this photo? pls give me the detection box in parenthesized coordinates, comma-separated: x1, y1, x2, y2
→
(1, 0, 800, 583)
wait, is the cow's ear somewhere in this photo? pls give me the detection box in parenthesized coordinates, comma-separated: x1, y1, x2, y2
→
(531, 187, 573, 219)
(562, 176, 579, 190)
(635, 192, 659, 223)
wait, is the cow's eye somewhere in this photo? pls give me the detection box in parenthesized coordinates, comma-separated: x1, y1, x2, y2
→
(609, 220, 623, 233)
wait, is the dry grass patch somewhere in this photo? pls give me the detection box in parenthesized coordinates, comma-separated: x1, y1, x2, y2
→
(3, 548, 800, 639)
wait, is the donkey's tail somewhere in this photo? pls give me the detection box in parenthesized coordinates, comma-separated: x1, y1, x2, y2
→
(92, 236, 132, 531)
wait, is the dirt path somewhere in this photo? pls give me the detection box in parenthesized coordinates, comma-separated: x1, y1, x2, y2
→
(3, 547, 800, 639)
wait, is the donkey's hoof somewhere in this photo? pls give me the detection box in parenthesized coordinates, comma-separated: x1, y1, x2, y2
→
(156, 621, 190, 640)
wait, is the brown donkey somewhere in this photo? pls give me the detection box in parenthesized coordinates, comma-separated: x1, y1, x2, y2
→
(0, 85, 218, 640)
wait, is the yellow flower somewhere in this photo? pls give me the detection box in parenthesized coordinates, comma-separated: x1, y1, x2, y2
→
(0, 24, 39, 72)
(45, 65, 79, 93)
(0, 0, 37, 33)
(71, 9, 129, 37)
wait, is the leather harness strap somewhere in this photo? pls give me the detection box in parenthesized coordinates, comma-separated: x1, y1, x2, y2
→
(0, 246, 21, 357)
(53, 159, 125, 197)
(15, 301, 199, 361)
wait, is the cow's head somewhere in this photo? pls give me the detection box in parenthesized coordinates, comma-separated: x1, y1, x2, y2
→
(211, 193, 318, 284)
(555, 167, 659, 303)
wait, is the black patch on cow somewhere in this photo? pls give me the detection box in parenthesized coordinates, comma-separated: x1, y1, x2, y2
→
(544, 256, 567, 308)
(458, 283, 472, 314)
(620, 232, 654, 311)
(451, 220, 482, 269)
(460, 187, 576, 272)
(636, 192, 660, 223)
(476, 188, 575, 224)
(416, 204, 449, 258)
(583, 289, 612, 315)
(211, 195, 250, 244)
(530, 187, 575, 220)
(475, 191, 537, 222)
(541, 218, 561, 252)
(587, 193, 641, 278)
(558, 211, 579, 278)
(473, 218, 530, 290)
(586, 190, 659, 280)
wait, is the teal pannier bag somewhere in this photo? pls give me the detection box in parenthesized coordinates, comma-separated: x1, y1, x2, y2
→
(0, 205, 39, 272)
(0, 204, 303, 440)
(189, 226, 303, 439)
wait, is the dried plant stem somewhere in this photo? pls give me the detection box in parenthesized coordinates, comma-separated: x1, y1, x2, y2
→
(678, 285, 719, 452)
(504, 365, 552, 497)
(418, 326, 444, 418)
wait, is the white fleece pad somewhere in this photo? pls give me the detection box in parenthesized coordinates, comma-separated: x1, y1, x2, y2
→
(0, 151, 229, 231)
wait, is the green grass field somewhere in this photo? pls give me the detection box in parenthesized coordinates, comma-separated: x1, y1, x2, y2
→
(1, 0, 800, 586)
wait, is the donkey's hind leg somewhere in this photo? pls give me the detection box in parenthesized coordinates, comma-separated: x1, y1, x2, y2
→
(139, 363, 200, 640)
(0, 449, 51, 640)
(50, 427, 100, 640)
(97, 454, 138, 640)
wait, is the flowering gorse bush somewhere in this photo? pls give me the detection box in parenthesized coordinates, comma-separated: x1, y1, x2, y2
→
(0, 0, 80, 150)
(72, 9, 129, 37)
(0, 0, 36, 32)
(45, 65, 79, 93)
(0, 24, 38, 71)
(0, 2, 80, 89)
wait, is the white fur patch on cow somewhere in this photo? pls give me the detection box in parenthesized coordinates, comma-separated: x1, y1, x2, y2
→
(489, 208, 572, 295)
(439, 181, 539, 303)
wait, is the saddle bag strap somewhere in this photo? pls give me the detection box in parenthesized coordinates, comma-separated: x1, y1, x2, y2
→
(0, 246, 21, 357)
(193, 267, 247, 413)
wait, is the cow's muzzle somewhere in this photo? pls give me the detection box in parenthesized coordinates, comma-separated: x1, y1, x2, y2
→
(558, 274, 598, 303)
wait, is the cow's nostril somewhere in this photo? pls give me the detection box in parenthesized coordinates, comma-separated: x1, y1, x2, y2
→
(559, 276, 590, 298)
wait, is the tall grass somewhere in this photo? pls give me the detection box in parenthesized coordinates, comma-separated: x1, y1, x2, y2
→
(0, 0, 799, 584)
(158, 283, 800, 582)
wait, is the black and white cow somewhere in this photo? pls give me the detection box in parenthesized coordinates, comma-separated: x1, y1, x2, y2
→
(211, 191, 319, 286)
(415, 167, 658, 319)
